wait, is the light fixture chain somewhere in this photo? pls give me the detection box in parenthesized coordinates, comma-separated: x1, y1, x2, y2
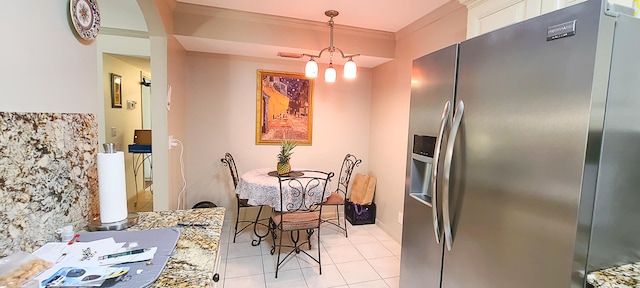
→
(328, 17, 334, 51)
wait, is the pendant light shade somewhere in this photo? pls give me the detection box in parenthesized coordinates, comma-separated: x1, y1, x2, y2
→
(344, 59, 357, 79)
(305, 59, 318, 78)
(325, 65, 336, 83)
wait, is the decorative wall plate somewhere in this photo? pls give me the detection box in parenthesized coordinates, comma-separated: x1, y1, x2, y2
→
(70, 0, 100, 40)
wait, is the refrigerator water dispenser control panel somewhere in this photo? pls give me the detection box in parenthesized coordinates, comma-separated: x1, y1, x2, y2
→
(413, 135, 436, 157)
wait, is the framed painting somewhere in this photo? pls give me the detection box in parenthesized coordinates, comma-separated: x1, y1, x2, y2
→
(111, 73, 122, 108)
(256, 70, 314, 145)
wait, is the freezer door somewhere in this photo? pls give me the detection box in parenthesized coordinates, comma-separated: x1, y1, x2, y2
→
(400, 44, 458, 288)
(587, 14, 640, 274)
(440, 1, 604, 287)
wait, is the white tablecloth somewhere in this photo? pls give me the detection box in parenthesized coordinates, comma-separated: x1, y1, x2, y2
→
(236, 168, 331, 211)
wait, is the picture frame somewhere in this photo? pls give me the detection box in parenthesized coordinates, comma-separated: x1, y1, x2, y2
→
(111, 73, 122, 108)
(256, 70, 314, 145)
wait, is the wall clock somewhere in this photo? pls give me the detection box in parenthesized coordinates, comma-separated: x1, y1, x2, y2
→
(70, 0, 100, 41)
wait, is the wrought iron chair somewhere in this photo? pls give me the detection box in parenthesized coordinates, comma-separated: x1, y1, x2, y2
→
(221, 153, 268, 244)
(269, 170, 334, 278)
(321, 154, 362, 237)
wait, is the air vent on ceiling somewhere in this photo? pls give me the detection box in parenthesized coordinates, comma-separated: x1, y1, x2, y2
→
(277, 52, 304, 58)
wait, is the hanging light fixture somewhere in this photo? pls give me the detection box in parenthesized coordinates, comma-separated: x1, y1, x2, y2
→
(303, 10, 359, 82)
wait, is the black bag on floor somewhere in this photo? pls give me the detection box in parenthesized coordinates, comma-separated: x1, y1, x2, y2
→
(345, 200, 376, 225)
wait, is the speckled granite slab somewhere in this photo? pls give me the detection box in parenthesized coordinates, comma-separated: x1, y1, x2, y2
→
(124, 208, 225, 287)
(0, 112, 98, 257)
(588, 262, 640, 288)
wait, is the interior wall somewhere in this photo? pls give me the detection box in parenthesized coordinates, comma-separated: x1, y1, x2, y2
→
(96, 33, 151, 162)
(369, 1, 468, 242)
(102, 54, 147, 204)
(0, 3, 100, 254)
(167, 35, 188, 210)
(183, 53, 372, 216)
(137, 0, 175, 211)
(1, 2, 97, 113)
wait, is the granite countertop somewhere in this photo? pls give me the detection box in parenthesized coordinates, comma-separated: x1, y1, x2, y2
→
(587, 262, 640, 288)
(126, 207, 225, 288)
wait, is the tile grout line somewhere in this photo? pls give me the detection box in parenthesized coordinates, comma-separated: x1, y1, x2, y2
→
(220, 221, 400, 288)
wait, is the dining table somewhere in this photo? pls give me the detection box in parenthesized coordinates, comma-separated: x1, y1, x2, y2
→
(235, 167, 333, 245)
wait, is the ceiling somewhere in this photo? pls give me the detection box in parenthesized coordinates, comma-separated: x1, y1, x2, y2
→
(176, 0, 450, 33)
(100, 0, 452, 68)
(174, 0, 451, 67)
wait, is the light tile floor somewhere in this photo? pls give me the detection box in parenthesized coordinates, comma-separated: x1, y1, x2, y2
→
(216, 218, 401, 288)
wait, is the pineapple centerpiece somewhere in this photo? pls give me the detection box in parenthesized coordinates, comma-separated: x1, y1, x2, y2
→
(277, 140, 297, 175)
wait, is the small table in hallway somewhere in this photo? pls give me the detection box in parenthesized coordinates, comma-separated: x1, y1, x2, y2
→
(128, 143, 153, 208)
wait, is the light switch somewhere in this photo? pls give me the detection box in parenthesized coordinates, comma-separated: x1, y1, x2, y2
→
(111, 127, 117, 137)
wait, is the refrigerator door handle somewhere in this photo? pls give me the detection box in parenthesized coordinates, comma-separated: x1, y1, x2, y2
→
(443, 100, 464, 251)
(431, 100, 451, 244)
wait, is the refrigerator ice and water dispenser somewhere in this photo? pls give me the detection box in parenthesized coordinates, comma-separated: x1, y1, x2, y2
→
(410, 135, 437, 206)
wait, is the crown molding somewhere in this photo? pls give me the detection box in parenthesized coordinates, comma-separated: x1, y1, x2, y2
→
(458, 0, 491, 8)
(99, 27, 149, 39)
(397, 1, 467, 40)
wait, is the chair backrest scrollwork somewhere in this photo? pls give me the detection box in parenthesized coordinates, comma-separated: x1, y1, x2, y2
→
(277, 170, 335, 213)
(336, 154, 362, 198)
(221, 153, 239, 188)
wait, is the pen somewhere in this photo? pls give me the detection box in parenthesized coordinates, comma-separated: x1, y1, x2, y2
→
(55, 253, 67, 263)
(67, 234, 80, 245)
(177, 223, 209, 227)
(56, 234, 79, 264)
(98, 248, 149, 260)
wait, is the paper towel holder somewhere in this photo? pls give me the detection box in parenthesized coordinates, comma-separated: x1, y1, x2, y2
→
(89, 142, 139, 231)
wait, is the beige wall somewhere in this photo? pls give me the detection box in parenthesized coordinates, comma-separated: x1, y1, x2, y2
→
(96, 35, 151, 148)
(137, 0, 180, 211)
(167, 35, 188, 210)
(183, 53, 372, 214)
(102, 54, 148, 204)
(1, 2, 97, 114)
(369, 1, 468, 241)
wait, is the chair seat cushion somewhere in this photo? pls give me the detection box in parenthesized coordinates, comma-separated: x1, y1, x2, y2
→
(322, 192, 344, 205)
(271, 211, 320, 231)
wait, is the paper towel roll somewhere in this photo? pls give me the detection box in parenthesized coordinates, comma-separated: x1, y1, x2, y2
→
(97, 151, 128, 223)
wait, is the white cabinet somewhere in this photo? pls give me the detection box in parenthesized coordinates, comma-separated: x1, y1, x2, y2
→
(462, 0, 540, 38)
(460, 0, 630, 39)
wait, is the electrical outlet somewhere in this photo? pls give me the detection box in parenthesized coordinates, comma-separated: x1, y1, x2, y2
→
(168, 135, 179, 150)
(110, 127, 116, 137)
(398, 212, 404, 224)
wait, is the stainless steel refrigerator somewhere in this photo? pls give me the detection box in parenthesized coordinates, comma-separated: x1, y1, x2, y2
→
(400, 0, 640, 287)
